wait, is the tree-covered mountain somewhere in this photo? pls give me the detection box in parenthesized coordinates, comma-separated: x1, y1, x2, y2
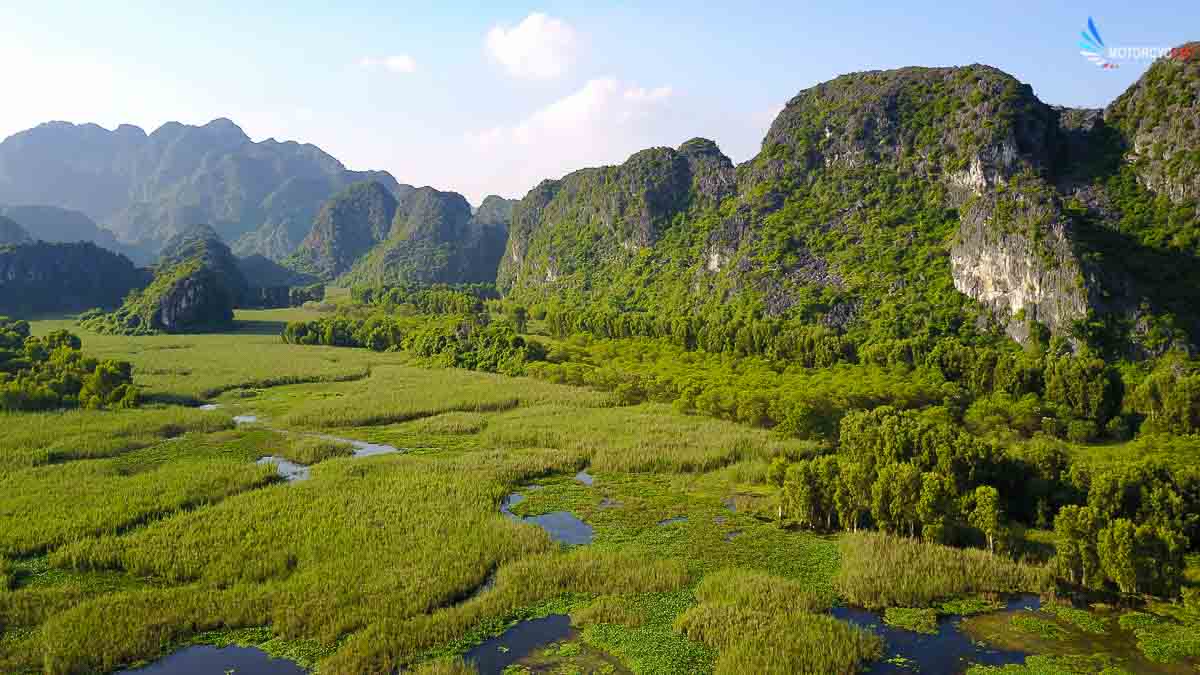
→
(0, 242, 148, 315)
(0, 215, 32, 246)
(287, 181, 515, 285)
(0, 204, 151, 263)
(0, 119, 406, 258)
(82, 224, 248, 334)
(499, 50, 1200, 358)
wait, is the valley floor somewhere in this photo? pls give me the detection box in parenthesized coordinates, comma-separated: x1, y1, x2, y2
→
(1, 310, 1197, 674)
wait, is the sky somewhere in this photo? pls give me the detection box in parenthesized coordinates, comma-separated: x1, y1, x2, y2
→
(1, 1, 1196, 204)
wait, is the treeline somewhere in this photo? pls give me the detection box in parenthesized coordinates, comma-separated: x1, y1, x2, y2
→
(350, 282, 498, 315)
(0, 317, 139, 411)
(282, 313, 543, 376)
(525, 332, 1143, 444)
(545, 305, 856, 369)
(768, 405, 1197, 598)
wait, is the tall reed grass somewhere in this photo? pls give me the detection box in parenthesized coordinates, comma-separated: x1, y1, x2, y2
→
(835, 531, 1052, 608)
(482, 403, 812, 473)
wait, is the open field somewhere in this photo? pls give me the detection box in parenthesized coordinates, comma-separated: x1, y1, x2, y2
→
(1, 309, 1196, 674)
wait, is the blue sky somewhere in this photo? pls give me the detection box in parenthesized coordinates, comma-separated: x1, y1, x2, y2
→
(2, 1, 1195, 203)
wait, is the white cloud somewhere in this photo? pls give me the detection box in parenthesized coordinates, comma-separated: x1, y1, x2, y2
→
(485, 12, 577, 80)
(358, 54, 417, 74)
(464, 77, 675, 198)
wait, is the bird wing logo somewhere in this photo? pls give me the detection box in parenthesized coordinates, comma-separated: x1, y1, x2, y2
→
(1079, 17, 1117, 69)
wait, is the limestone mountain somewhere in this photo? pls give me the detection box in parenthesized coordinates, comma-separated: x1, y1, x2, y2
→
(340, 191, 515, 286)
(0, 204, 150, 263)
(499, 49, 1200, 357)
(0, 242, 148, 316)
(0, 216, 32, 246)
(0, 119, 405, 257)
(288, 182, 515, 285)
(287, 181, 401, 279)
(83, 224, 248, 334)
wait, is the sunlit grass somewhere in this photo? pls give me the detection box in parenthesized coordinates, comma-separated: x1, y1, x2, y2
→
(835, 531, 1051, 609)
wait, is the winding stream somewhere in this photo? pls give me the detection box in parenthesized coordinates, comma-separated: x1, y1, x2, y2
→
(116, 644, 305, 675)
(833, 595, 1039, 673)
(203, 404, 402, 481)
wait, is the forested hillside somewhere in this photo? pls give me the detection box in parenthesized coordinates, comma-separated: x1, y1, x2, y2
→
(288, 182, 515, 285)
(500, 56, 1200, 361)
(0, 242, 147, 315)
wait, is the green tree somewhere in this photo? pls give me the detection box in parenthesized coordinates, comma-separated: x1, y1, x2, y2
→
(1098, 518, 1138, 594)
(917, 472, 956, 543)
(969, 485, 1003, 554)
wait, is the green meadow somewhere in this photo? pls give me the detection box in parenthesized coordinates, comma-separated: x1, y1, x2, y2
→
(0, 308, 1196, 674)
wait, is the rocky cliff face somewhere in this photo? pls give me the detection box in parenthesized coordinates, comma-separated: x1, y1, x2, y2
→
(153, 266, 235, 332)
(0, 242, 148, 315)
(0, 118, 406, 256)
(1106, 43, 1200, 204)
(500, 51, 1200, 352)
(949, 187, 1091, 342)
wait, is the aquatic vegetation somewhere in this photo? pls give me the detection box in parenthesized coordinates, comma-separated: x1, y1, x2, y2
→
(835, 531, 1052, 608)
(673, 602, 883, 674)
(1119, 610, 1200, 663)
(570, 595, 646, 628)
(883, 607, 939, 634)
(694, 568, 834, 615)
(278, 436, 354, 464)
(410, 656, 478, 674)
(939, 597, 1006, 615)
(1010, 612, 1068, 640)
(1040, 603, 1107, 634)
(967, 653, 1133, 674)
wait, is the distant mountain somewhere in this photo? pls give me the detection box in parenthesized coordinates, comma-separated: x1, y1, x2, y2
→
(0, 242, 148, 316)
(0, 119, 407, 258)
(0, 204, 151, 263)
(0, 215, 32, 246)
(287, 181, 516, 285)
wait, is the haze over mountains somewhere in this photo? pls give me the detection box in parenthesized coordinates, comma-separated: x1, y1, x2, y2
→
(0, 118, 403, 259)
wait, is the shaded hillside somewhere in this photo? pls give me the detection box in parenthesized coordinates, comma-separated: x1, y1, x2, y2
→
(499, 54, 1200, 357)
(0, 216, 31, 246)
(288, 183, 515, 285)
(286, 181, 400, 279)
(0, 119, 406, 256)
(0, 204, 151, 263)
(0, 242, 148, 315)
(340, 192, 515, 286)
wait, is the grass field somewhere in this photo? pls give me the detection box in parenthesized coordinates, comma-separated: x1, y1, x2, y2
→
(1, 309, 1194, 674)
